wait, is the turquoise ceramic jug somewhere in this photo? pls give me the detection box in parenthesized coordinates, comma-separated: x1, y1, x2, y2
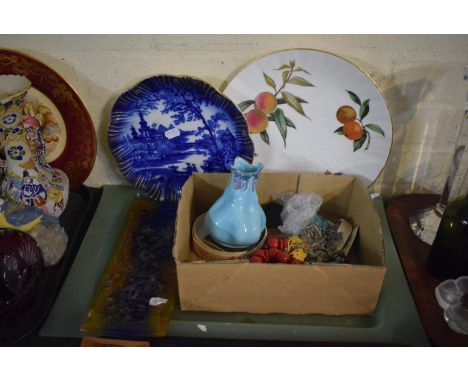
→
(204, 157, 266, 248)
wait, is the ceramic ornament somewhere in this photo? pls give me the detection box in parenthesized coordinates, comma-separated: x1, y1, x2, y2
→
(0, 75, 69, 217)
(222, 49, 393, 187)
(205, 157, 266, 248)
(108, 75, 254, 201)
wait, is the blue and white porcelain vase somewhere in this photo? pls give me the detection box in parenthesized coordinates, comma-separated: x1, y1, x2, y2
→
(204, 157, 266, 248)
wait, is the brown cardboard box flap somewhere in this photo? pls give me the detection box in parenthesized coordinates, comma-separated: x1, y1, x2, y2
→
(177, 262, 385, 315)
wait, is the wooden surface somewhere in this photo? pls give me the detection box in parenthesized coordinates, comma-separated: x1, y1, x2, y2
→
(386, 194, 468, 346)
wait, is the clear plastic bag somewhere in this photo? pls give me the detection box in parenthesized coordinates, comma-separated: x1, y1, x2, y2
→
(273, 192, 323, 235)
(29, 223, 68, 267)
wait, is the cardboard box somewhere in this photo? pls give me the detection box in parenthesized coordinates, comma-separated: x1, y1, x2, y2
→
(172, 173, 386, 315)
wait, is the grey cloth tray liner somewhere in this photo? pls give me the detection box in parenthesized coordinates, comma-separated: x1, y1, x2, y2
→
(40, 185, 430, 346)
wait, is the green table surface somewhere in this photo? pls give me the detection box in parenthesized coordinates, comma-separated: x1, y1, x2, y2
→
(40, 185, 430, 346)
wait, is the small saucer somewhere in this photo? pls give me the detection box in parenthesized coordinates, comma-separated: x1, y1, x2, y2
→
(192, 213, 267, 261)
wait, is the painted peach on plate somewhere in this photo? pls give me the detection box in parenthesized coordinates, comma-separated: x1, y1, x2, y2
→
(245, 109, 268, 133)
(238, 60, 314, 147)
(255, 92, 277, 114)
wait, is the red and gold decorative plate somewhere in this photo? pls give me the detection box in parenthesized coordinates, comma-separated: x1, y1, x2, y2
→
(0, 49, 96, 190)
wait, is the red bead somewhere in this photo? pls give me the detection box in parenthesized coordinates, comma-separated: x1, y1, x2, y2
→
(266, 238, 279, 249)
(252, 249, 268, 262)
(267, 248, 281, 263)
(276, 251, 291, 264)
(282, 238, 290, 251)
(277, 238, 284, 251)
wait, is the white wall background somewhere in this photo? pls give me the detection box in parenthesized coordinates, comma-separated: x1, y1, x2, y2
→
(1, 35, 467, 197)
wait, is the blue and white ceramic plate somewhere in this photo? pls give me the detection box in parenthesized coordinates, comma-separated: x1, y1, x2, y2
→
(108, 75, 254, 201)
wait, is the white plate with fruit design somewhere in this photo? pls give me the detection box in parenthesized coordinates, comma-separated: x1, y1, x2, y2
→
(221, 49, 392, 187)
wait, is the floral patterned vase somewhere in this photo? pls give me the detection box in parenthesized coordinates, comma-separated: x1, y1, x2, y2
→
(204, 157, 266, 247)
(0, 75, 69, 217)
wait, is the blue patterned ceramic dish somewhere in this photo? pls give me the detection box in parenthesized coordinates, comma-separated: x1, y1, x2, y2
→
(108, 75, 254, 201)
